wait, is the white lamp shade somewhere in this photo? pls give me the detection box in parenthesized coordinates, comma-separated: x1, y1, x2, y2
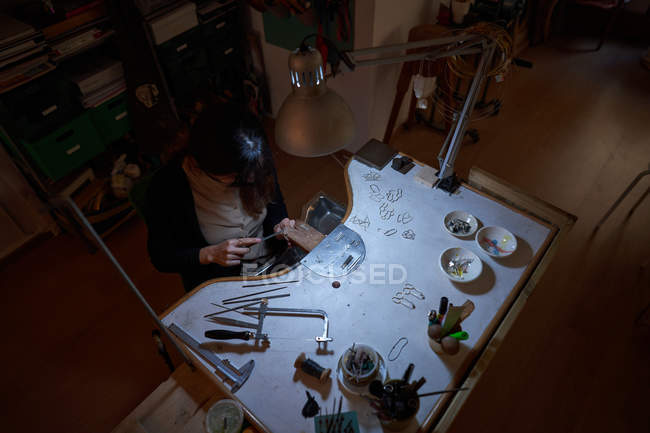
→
(275, 88, 355, 157)
(274, 47, 356, 157)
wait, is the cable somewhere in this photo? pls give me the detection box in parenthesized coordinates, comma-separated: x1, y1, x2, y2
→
(427, 23, 513, 125)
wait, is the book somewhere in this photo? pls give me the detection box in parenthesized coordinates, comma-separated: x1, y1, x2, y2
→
(42, 3, 108, 40)
(148, 2, 198, 45)
(0, 44, 48, 69)
(0, 39, 37, 59)
(50, 27, 113, 59)
(0, 15, 37, 48)
(81, 78, 126, 107)
(0, 53, 49, 81)
(0, 62, 55, 94)
(69, 56, 123, 95)
(46, 16, 108, 44)
(65, 0, 105, 19)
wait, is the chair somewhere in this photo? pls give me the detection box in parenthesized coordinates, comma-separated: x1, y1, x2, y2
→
(128, 172, 155, 223)
(543, 0, 629, 51)
(383, 25, 448, 144)
(383, 24, 481, 145)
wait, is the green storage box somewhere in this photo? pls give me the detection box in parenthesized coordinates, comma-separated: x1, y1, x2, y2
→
(1, 71, 82, 141)
(90, 93, 130, 146)
(19, 112, 105, 181)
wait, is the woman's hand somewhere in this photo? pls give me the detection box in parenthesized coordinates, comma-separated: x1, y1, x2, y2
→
(199, 237, 261, 266)
(274, 218, 295, 239)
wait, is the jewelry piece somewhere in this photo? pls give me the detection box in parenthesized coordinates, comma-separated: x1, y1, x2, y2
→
(402, 283, 425, 300)
(446, 257, 474, 278)
(387, 337, 408, 361)
(392, 292, 416, 309)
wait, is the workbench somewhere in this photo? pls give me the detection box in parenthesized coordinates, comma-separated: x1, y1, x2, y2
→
(160, 157, 575, 433)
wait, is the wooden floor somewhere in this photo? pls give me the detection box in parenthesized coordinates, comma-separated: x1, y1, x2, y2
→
(1, 40, 648, 433)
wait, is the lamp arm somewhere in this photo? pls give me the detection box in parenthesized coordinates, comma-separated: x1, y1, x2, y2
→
(341, 34, 484, 69)
(341, 34, 497, 191)
(438, 41, 496, 184)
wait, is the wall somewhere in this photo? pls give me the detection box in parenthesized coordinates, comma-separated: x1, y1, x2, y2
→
(368, 0, 439, 142)
(0, 143, 56, 259)
(249, 0, 438, 152)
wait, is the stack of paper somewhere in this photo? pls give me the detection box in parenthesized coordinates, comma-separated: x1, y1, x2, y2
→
(49, 23, 114, 62)
(81, 79, 126, 108)
(69, 55, 125, 107)
(148, 2, 198, 45)
(0, 14, 53, 93)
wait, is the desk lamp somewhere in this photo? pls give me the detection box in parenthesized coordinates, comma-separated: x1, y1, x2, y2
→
(275, 24, 511, 192)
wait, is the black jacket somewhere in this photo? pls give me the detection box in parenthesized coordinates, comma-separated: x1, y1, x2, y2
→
(145, 158, 288, 291)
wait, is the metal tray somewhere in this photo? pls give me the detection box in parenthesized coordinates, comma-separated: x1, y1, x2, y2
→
(301, 191, 346, 235)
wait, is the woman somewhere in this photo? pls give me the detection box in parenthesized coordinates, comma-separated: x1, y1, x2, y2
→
(146, 104, 294, 291)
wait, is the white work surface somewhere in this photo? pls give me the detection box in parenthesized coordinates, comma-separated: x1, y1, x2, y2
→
(161, 158, 553, 433)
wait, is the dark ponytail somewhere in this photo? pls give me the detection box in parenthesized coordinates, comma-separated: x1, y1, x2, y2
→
(188, 104, 275, 216)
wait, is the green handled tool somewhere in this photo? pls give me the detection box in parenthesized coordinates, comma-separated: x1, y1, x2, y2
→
(448, 331, 469, 340)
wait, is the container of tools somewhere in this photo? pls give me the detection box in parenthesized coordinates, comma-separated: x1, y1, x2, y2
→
(340, 344, 379, 386)
(428, 321, 465, 356)
(427, 298, 474, 355)
(367, 363, 424, 431)
(378, 379, 420, 430)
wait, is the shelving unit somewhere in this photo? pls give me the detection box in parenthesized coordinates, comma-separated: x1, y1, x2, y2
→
(0, 0, 250, 252)
(1, 1, 131, 245)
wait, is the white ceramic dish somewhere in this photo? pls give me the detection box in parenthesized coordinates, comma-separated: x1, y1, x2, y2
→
(439, 247, 482, 283)
(443, 210, 478, 237)
(205, 399, 243, 433)
(476, 226, 517, 257)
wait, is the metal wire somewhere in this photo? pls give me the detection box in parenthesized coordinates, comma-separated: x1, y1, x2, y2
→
(426, 23, 513, 125)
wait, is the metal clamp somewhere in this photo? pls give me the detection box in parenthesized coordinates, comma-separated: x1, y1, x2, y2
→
(244, 306, 334, 345)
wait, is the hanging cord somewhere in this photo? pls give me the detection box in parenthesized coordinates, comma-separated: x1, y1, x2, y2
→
(446, 22, 513, 79)
(431, 22, 513, 124)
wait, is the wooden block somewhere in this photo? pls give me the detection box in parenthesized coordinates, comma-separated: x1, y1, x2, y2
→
(110, 363, 224, 433)
(414, 165, 438, 188)
(467, 167, 577, 228)
(354, 139, 396, 170)
(284, 219, 325, 252)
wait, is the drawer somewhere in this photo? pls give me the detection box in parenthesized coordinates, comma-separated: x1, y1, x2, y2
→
(90, 93, 130, 145)
(160, 47, 210, 104)
(200, 9, 238, 42)
(19, 112, 104, 181)
(1, 72, 81, 140)
(156, 27, 204, 64)
(205, 35, 241, 71)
